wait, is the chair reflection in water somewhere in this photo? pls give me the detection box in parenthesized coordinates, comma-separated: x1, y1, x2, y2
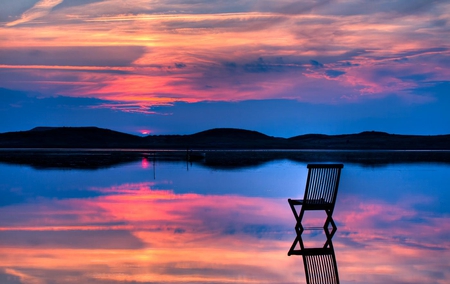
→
(287, 164, 343, 284)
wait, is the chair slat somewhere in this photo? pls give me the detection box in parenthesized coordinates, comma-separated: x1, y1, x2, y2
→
(303, 164, 342, 211)
(304, 253, 339, 284)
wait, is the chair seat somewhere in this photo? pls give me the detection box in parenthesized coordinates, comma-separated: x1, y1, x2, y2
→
(288, 198, 303, 205)
(288, 247, 334, 256)
(289, 198, 332, 208)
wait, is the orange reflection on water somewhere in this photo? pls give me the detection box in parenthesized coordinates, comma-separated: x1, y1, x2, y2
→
(0, 182, 449, 283)
(0, 182, 299, 283)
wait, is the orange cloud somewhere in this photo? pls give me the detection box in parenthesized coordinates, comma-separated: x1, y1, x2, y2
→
(2, 1, 449, 108)
(6, 0, 64, 27)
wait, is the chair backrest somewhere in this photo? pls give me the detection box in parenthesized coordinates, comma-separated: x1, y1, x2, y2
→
(304, 164, 343, 207)
(303, 249, 340, 284)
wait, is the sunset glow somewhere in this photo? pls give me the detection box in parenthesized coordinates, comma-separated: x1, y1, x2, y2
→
(1, 0, 449, 135)
(139, 129, 150, 135)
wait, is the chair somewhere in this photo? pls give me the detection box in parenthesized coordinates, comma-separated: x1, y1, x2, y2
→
(302, 246, 340, 284)
(288, 164, 343, 252)
(288, 233, 340, 283)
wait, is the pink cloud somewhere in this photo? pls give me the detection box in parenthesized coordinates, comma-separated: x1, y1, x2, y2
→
(1, 1, 449, 109)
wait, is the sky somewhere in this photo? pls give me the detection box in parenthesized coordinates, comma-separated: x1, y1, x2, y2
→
(1, 0, 450, 137)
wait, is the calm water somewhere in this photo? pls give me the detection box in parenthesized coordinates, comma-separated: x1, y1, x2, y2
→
(0, 157, 449, 284)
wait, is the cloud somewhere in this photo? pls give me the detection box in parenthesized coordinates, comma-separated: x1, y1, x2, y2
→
(1, 0, 449, 136)
(274, 0, 332, 15)
(310, 60, 324, 68)
(317, 0, 448, 17)
(53, 0, 106, 10)
(0, 46, 146, 66)
(0, 230, 145, 249)
(160, 14, 288, 33)
(174, 62, 186, 69)
(383, 0, 444, 16)
(0, 270, 23, 284)
(243, 57, 272, 73)
(5, 0, 63, 27)
(372, 47, 449, 62)
(326, 69, 346, 78)
(0, 0, 37, 23)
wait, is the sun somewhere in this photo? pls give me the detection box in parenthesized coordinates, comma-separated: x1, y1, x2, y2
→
(140, 130, 151, 135)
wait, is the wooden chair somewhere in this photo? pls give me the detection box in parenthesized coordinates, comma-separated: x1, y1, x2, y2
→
(288, 164, 343, 252)
(287, 164, 343, 283)
(302, 246, 340, 284)
(288, 234, 340, 283)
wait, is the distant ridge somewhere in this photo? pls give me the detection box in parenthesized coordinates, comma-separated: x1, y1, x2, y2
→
(191, 128, 271, 139)
(30, 127, 58, 132)
(289, 131, 390, 140)
(289, 131, 450, 149)
(0, 127, 449, 150)
(0, 126, 143, 148)
(354, 131, 391, 136)
(183, 128, 279, 148)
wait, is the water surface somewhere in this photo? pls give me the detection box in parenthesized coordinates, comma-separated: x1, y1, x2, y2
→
(0, 156, 449, 283)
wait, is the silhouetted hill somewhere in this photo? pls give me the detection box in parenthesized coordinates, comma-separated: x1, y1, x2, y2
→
(289, 131, 450, 150)
(1, 127, 450, 149)
(141, 128, 283, 149)
(186, 128, 282, 149)
(0, 127, 144, 148)
(191, 128, 271, 139)
(29, 127, 58, 132)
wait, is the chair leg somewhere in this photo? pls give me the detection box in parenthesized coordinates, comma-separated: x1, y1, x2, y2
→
(298, 207, 305, 224)
(323, 211, 337, 249)
(287, 233, 306, 255)
(288, 199, 306, 225)
(288, 199, 306, 255)
(288, 235, 299, 256)
(288, 199, 300, 221)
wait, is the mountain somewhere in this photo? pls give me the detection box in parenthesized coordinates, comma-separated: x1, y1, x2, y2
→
(140, 128, 284, 149)
(180, 128, 283, 149)
(0, 127, 144, 148)
(190, 128, 271, 139)
(0, 127, 450, 150)
(289, 131, 450, 150)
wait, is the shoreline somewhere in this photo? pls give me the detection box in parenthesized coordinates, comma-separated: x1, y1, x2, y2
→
(1, 148, 450, 170)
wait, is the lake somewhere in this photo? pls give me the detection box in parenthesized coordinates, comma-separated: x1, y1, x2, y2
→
(0, 152, 449, 284)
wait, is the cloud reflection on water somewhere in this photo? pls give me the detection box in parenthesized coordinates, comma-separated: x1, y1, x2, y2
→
(0, 165, 449, 283)
(335, 195, 450, 284)
(0, 182, 298, 283)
